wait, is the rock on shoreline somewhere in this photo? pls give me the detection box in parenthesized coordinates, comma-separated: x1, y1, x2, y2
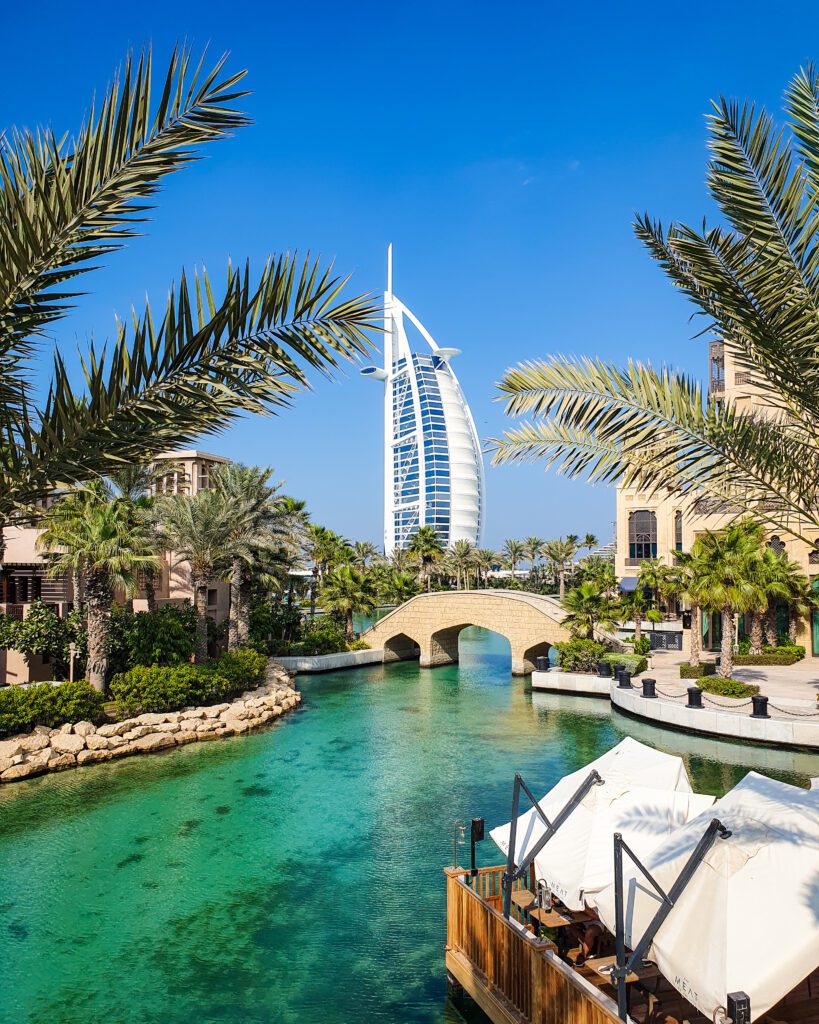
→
(0, 663, 301, 784)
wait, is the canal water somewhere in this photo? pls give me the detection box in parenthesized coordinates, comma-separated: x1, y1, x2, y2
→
(2, 628, 818, 1024)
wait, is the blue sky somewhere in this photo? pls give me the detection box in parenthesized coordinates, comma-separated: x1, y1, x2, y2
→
(5, 1, 819, 549)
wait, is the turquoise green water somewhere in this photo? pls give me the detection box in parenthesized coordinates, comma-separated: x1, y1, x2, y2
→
(2, 628, 819, 1024)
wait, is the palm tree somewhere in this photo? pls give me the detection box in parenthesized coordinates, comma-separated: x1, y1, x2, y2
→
(637, 559, 670, 612)
(582, 533, 598, 553)
(524, 536, 544, 576)
(664, 552, 705, 667)
(407, 526, 445, 592)
(449, 539, 475, 590)
(579, 555, 617, 593)
(320, 566, 376, 643)
(490, 67, 819, 540)
(473, 549, 497, 588)
(379, 570, 419, 606)
(210, 463, 297, 650)
(616, 588, 648, 642)
(541, 537, 578, 601)
(502, 539, 526, 579)
(561, 582, 617, 640)
(688, 523, 766, 679)
(158, 489, 233, 663)
(353, 541, 379, 570)
(0, 47, 377, 560)
(38, 488, 159, 690)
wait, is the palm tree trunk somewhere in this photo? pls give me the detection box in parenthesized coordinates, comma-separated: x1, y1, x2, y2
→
(228, 557, 242, 650)
(559, 567, 566, 602)
(788, 609, 799, 645)
(72, 571, 84, 615)
(750, 612, 764, 655)
(689, 603, 701, 668)
(193, 580, 209, 663)
(238, 575, 252, 646)
(345, 608, 354, 643)
(633, 615, 641, 642)
(85, 571, 113, 692)
(719, 607, 734, 679)
(764, 607, 777, 647)
(144, 566, 157, 613)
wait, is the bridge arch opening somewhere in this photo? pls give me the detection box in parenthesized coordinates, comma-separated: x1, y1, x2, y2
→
(383, 632, 421, 663)
(521, 641, 554, 676)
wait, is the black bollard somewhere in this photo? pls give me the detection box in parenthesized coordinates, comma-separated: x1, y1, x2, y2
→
(535, 656, 550, 673)
(641, 678, 657, 699)
(598, 660, 612, 678)
(618, 671, 633, 689)
(686, 686, 703, 709)
(750, 695, 770, 719)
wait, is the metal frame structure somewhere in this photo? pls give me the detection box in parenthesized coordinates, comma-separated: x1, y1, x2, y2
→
(501, 770, 604, 918)
(611, 818, 732, 1021)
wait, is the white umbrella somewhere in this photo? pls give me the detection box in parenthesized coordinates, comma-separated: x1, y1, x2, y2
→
(595, 772, 819, 1022)
(490, 737, 714, 911)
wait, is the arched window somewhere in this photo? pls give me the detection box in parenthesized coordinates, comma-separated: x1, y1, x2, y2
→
(674, 510, 683, 552)
(768, 536, 786, 556)
(809, 539, 819, 565)
(629, 510, 657, 560)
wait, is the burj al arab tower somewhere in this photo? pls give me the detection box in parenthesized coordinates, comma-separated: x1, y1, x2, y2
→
(362, 247, 485, 556)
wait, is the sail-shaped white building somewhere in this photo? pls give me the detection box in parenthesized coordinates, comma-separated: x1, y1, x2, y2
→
(362, 247, 485, 555)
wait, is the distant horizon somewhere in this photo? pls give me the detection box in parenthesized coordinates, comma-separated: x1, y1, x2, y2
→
(6, 0, 817, 548)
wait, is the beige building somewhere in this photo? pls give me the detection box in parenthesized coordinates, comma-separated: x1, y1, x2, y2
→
(614, 342, 819, 657)
(0, 449, 232, 685)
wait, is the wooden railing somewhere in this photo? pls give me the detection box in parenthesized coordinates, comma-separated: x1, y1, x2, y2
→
(445, 865, 623, 1024)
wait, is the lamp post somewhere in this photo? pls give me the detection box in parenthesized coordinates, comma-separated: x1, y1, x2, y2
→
(68, 641, 77, 684)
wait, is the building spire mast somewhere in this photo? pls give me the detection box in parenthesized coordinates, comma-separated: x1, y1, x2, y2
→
(387, 242, 393, 298)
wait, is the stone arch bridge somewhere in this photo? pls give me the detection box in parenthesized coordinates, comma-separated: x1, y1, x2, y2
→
(361, 589, 574, 676)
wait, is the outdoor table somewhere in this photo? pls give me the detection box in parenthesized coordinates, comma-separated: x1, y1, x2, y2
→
(510, 889, 536, 911)
(586, 955, 662, 986)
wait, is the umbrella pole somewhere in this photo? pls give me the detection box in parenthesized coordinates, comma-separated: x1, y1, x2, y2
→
(502, 774, 522, 918)
(614, 833, 628, 1021)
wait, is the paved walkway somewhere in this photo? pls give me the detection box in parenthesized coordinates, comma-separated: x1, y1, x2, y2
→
(643, 650, 819, 719)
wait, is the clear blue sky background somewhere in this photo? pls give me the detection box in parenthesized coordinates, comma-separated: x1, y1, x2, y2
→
(5, 1, 819, 549)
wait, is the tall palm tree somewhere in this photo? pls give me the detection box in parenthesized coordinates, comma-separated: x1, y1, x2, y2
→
(664, 552, 705, 667)
(523, 536, 544, 576)
(407, 526, 444, 592)
(320, 566, 376, 642)
(582, 533, 599, 553)
(38, 488, 159, 690)
(211, 463, 297, 650)
(637, 559, 670, 612)
(158, 489, 233, 663)
(561, 582, 617, 640)
(0, 46, 378, 560)
(541, 537, 578, 601)
(379, 570, 419, 606)
(688, 522, 766, 679)
(616, 588, 649, 642)
(490, 67, 819, 540)
(473, 549, 497, 588)
(449, 539, 475, 590)
(353, 541, 379, 570)
(501, 539, 526, 579)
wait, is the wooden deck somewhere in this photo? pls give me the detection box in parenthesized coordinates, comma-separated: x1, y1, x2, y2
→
(445, 865, 819, 1024)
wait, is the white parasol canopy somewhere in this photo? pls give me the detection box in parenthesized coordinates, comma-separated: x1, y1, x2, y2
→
(811, 777, 819, 790)
(595, 772, 819, 1022)
(490, 737, 715, 911)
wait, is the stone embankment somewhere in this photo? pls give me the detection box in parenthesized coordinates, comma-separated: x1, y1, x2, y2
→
(0, 667, 301, 784)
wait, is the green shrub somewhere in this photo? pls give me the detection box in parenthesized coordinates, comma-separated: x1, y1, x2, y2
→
(699, 678, 760, 699)
(209, 648, 267, 688)
(108, 664, 237, 718)
(733, 653, 798, 666)
(632, 636, 651, 656)
(279, 617, 348, 656)
(127, 604, 197, 667)
(763, 644, 805, 659)
(0, 681, 106, 735)
(737, 638, 751, 655)
(554, 639, 608, 673)
(601, 652, 647, 676)
(679, 662, 717, 678)
(348, 639, 370, 651)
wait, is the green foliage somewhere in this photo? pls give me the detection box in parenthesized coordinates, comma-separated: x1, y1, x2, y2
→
(645, 609, 663, 624)
(764, 644, 805, 659)
(632, 636, 651, 656)
(554, 638, 608, 673)
(108, 664, 234, 718)
(279, 617, 348, 656)
(602, 653, 647, 676)
(0, 601, 88, 679)
(248, 600, 302, 655)
(699, 678, 760, 699)
(209, 648, 267, 689)
(733, 653, 799, 666)
(348, 639, 370, 651)
(679, 662, 718, 679)
(0, 681, 106, 735)
(127, 604, 197, 667)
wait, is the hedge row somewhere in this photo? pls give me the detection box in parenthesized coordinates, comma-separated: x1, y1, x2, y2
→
(733, 653, 799, 666)
(602, 653, 648, 676)
(109, 648, 267, 718)
(0, 681, 107, 736)
(679, 662, 717, 679)
(0, 648, 269, 736)
(699, 678, 760, 699)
